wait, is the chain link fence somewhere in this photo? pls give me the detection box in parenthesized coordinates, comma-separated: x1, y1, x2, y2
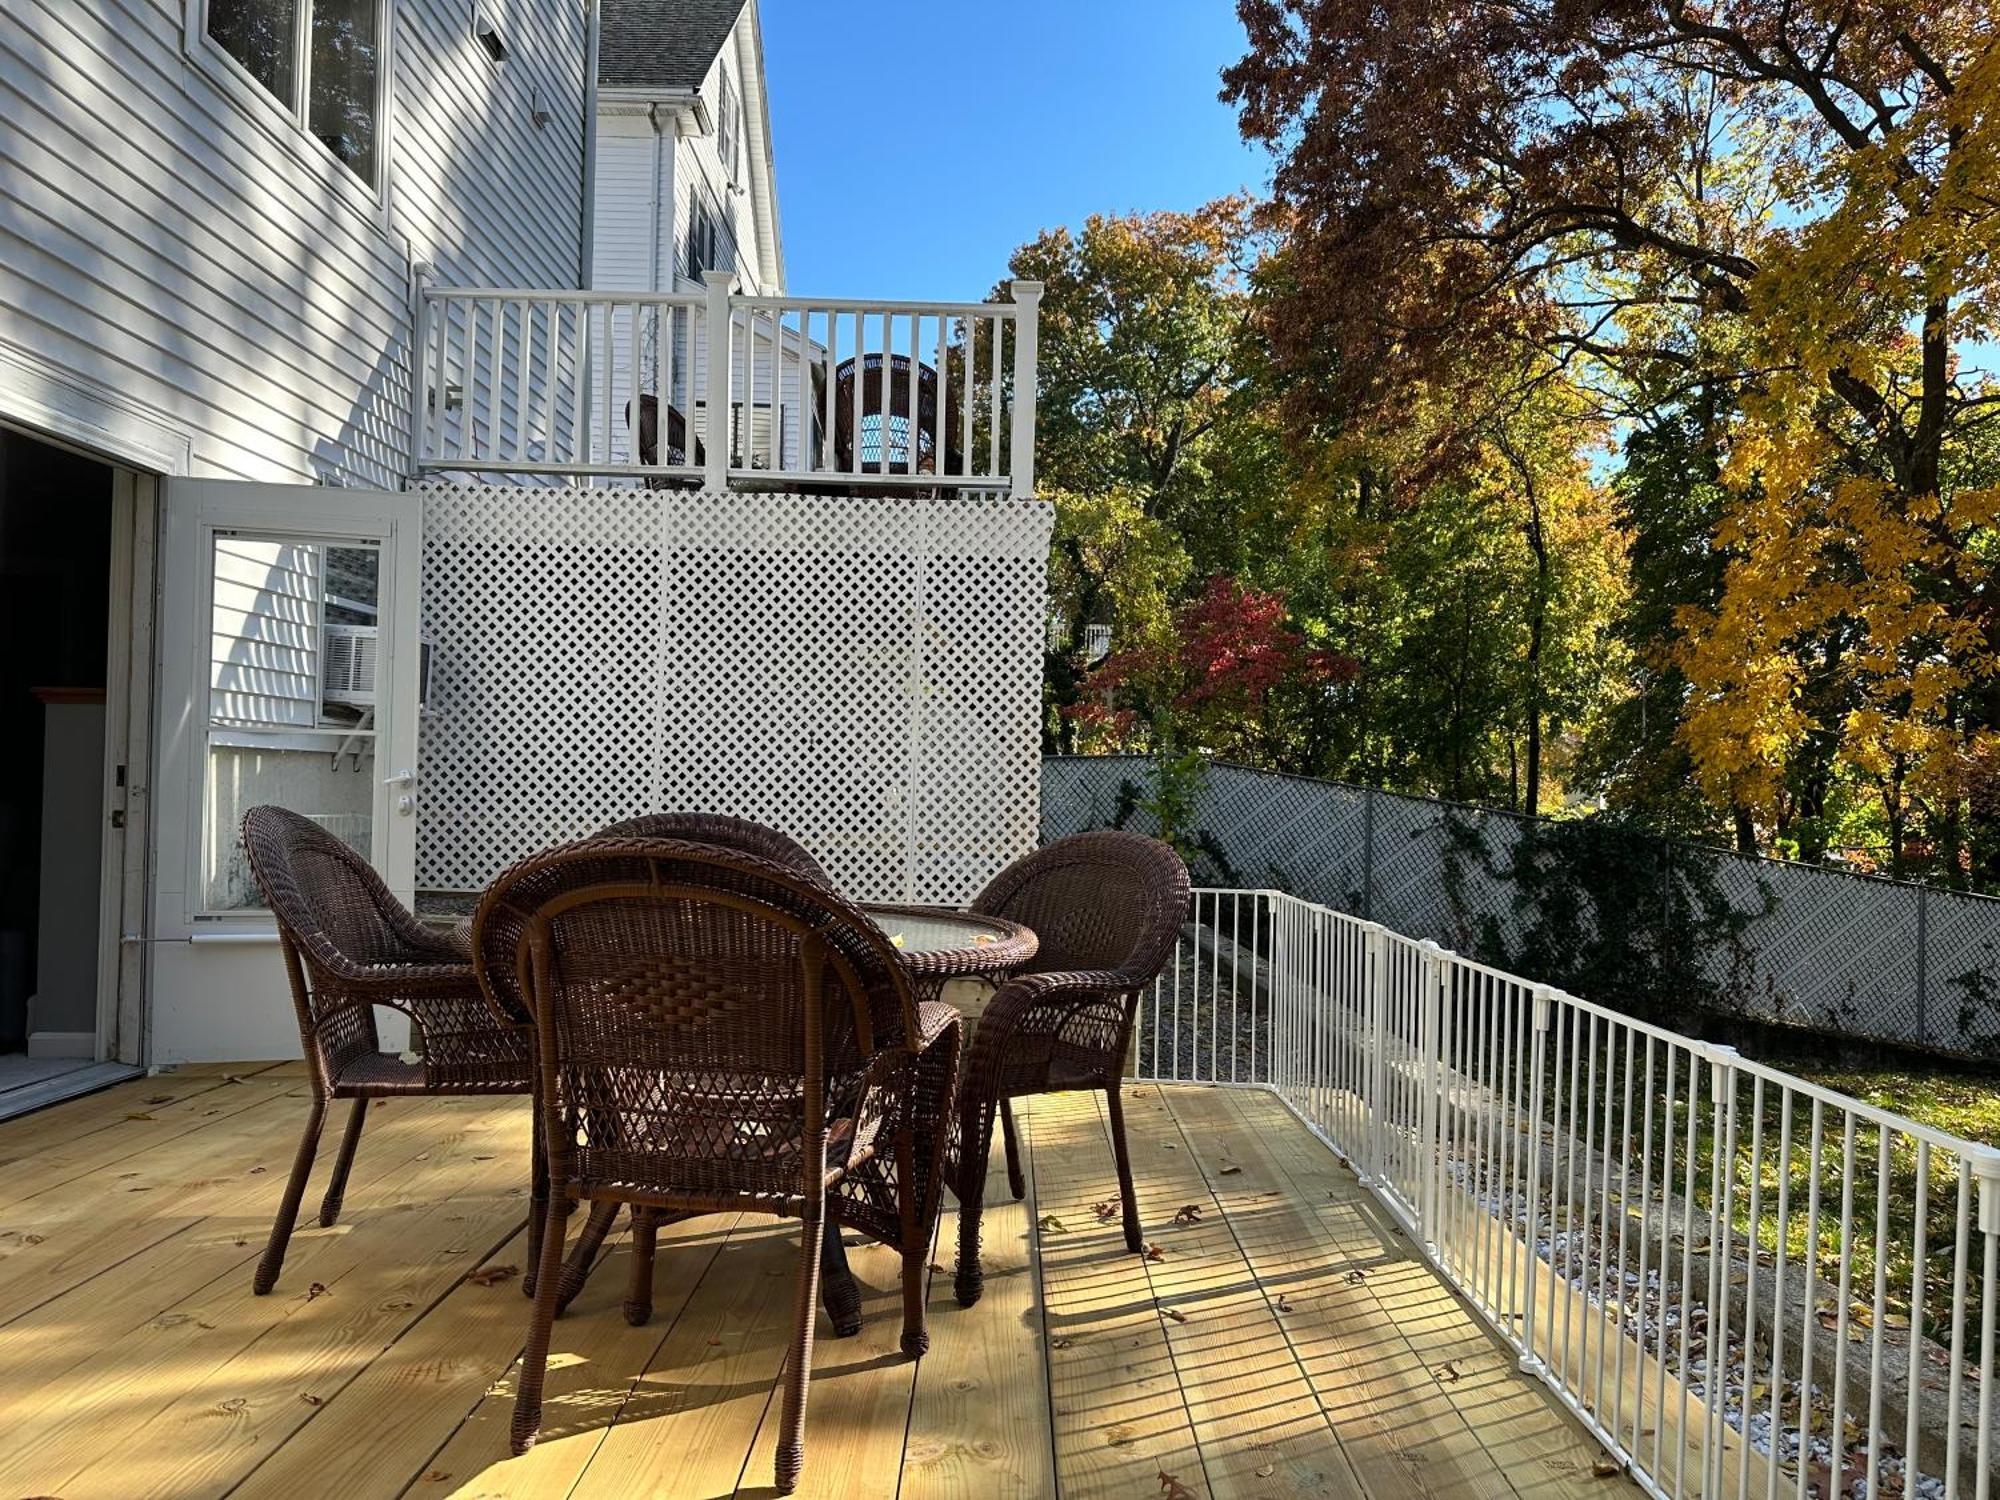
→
(1042, 754, 2000, 1062)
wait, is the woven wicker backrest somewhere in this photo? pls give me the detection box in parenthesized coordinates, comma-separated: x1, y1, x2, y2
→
(483, 838, 918, 1200)
(242, 804, 409, 974)
(594, 811, 832, 888)
(972, 831, 1190, 983)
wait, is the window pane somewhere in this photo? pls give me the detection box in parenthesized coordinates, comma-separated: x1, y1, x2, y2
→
(204, 534, 380, 912)
(205, 744, 374, 909)
(208, 0, 300, 108)
(309, 0, 379, 183)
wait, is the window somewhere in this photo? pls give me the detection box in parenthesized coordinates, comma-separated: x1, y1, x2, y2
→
(717, 68, 739, 178)
(203, 534, 381, 911)
(687, 201, 719, 279)
(199, 0, 384, 187)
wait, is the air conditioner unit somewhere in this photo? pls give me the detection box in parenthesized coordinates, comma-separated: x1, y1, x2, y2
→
(322, 624, 380, 707)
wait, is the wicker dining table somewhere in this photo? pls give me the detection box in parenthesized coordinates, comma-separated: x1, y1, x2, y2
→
(816, 903, 1036, 1336)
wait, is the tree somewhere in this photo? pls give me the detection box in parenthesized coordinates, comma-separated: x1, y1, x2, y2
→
(1009, 201, 1273, 748)
(1225, 0, 2000, 871)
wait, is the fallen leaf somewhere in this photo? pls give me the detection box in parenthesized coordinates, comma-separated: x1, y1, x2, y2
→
(299, 1392, 324, 1407)
(1172, 1204, 1203, 1225)
(124, 1112, 155, 1121)
(1592, 1458, 1623, 1479)
(1093, 1201, 1118, 1223)
(1050, 1334, 1074, 1349)
(144, 1093, 175, 1105)
(306, 1282, 329, 1301)
(1257, 1463, 1276, 1477)
(1159, 1470, 1197, 1499)
(1344, 1269, 1367, 1285)
(1434, 1361, 1461, 1383)
(249, 1166, 267, 1175)
(423, 1470, 451, 1483)
(1037, 1214, 1067, 1233)
(1218, 1164, 1243, 1176)
(467, 1263, 519, 1287)
(1164, 1307, 1188, 1323)
(707, 1336, 722, 1347)
(1144, 1243, 1165, 1262)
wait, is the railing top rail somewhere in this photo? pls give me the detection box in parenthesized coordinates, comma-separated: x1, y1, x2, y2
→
(421, 286, 1024, 319)
(1203, 883, 1998, 1160)
(728, 294, 1022, 317)
(424, 287, 706, 306)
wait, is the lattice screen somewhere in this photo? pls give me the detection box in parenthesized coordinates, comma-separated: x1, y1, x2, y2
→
(416, 483, 1053, 904)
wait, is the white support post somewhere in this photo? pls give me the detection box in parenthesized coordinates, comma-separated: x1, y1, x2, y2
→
(1363, 923, 1387, 1185)
(405, 262, 434, 482)
(702, 269, 734, 492)
(1416, 940, 1445, 1253)
(1519, 984, 1554, 1375)
(1007, 279, 1042, 500)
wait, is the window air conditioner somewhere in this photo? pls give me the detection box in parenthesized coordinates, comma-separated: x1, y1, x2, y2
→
(322, 623, 380, 707)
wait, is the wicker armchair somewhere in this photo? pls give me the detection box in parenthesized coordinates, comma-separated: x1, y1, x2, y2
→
(477, 837, 956, 1493)
(239, 805, 537, 1297)
(951, 831, 1189, 1306)
(511, 811, 837, 1304)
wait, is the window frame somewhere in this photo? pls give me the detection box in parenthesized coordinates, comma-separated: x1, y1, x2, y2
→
(184, 0, 396, 212)
(717, 67, 739, 180)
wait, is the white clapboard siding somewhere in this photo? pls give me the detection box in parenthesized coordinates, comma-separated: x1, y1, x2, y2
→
(209, 539, 322, 729)
(0, 0, 587, 484)
(587, 124, 661, 467)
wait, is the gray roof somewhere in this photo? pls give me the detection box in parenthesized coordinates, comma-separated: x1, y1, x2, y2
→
(600, 0, 746, 90)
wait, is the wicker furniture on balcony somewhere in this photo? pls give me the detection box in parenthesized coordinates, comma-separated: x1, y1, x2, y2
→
(949, 830, 1190, 1306)
(473, 836, 962, 1494)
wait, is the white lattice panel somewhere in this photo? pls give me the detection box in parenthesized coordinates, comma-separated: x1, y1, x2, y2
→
(416, 483, 1053, 904)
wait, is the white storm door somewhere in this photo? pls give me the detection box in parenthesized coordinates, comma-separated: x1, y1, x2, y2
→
(149, 481, 423, 1064)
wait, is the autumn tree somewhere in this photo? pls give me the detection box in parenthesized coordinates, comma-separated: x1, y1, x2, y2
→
(1226, 0, 2000, 875)
(1010, 199, 1272, 746)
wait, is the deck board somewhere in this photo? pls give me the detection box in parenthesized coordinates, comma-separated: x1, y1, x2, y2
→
(0, 1076, 1643, 1500)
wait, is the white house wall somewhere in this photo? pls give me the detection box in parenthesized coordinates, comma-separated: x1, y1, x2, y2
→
(0, 0, 589, 485)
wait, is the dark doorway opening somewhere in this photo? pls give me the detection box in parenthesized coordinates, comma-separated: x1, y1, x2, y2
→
(0, 428, 114, 1084)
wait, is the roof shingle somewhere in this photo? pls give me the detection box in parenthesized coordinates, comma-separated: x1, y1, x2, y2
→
(599, 0, 746, 91)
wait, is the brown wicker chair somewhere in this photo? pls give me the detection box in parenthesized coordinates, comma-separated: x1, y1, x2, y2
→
(478, 837, 957, 1492)
(239, 805, 538, 1297)
(950, 831, 1189, 1306)
(522, 810, 838, 1304)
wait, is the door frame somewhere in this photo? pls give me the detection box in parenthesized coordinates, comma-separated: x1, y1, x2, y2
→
(97, 469, 157, 1065)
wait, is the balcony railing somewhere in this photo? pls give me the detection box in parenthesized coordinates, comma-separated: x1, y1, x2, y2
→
(407, 269, 1041, 498)
(1146, 888, 2000, 1500)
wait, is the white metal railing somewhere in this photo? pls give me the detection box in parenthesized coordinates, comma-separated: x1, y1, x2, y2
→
(1139, 888, 2000, 1500)
(408, 268, 1041, 498)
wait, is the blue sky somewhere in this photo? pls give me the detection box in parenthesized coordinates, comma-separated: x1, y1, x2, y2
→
(759, 1, 1272, 299)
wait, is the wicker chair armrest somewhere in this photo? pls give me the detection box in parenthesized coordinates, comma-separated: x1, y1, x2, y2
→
(970, 968, 1131, 1049)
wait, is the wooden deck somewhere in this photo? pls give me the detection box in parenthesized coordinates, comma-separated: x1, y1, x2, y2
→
(0, 1066, 1635, 1499)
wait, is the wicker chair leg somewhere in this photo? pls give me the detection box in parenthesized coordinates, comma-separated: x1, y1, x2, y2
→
(818, 1211, 863, 1337)
(953, 1097, 996, 1307)
(774, 1207, 825, 1495)
(317, 1098, 368, 1227)
(510, 1193, 574, 1456)
(1000, 1098, 1026, 1201)
(254, 1095, 327, 1295)
(622, 1207, 658, 1326)
(1106, 1083, 1143, 1254)
(555, 1199, 621, 1314)
(524, 1118, 550, 1300)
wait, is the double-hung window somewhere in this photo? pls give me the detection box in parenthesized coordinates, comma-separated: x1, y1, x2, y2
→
(717, 69, 739, 179)
(197, 0, 387, 190)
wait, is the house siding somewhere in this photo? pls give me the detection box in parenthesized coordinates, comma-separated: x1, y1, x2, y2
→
(0, 0, 590, 486)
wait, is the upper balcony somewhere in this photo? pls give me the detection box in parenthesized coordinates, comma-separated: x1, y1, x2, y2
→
(408, 270, 1043, 499)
